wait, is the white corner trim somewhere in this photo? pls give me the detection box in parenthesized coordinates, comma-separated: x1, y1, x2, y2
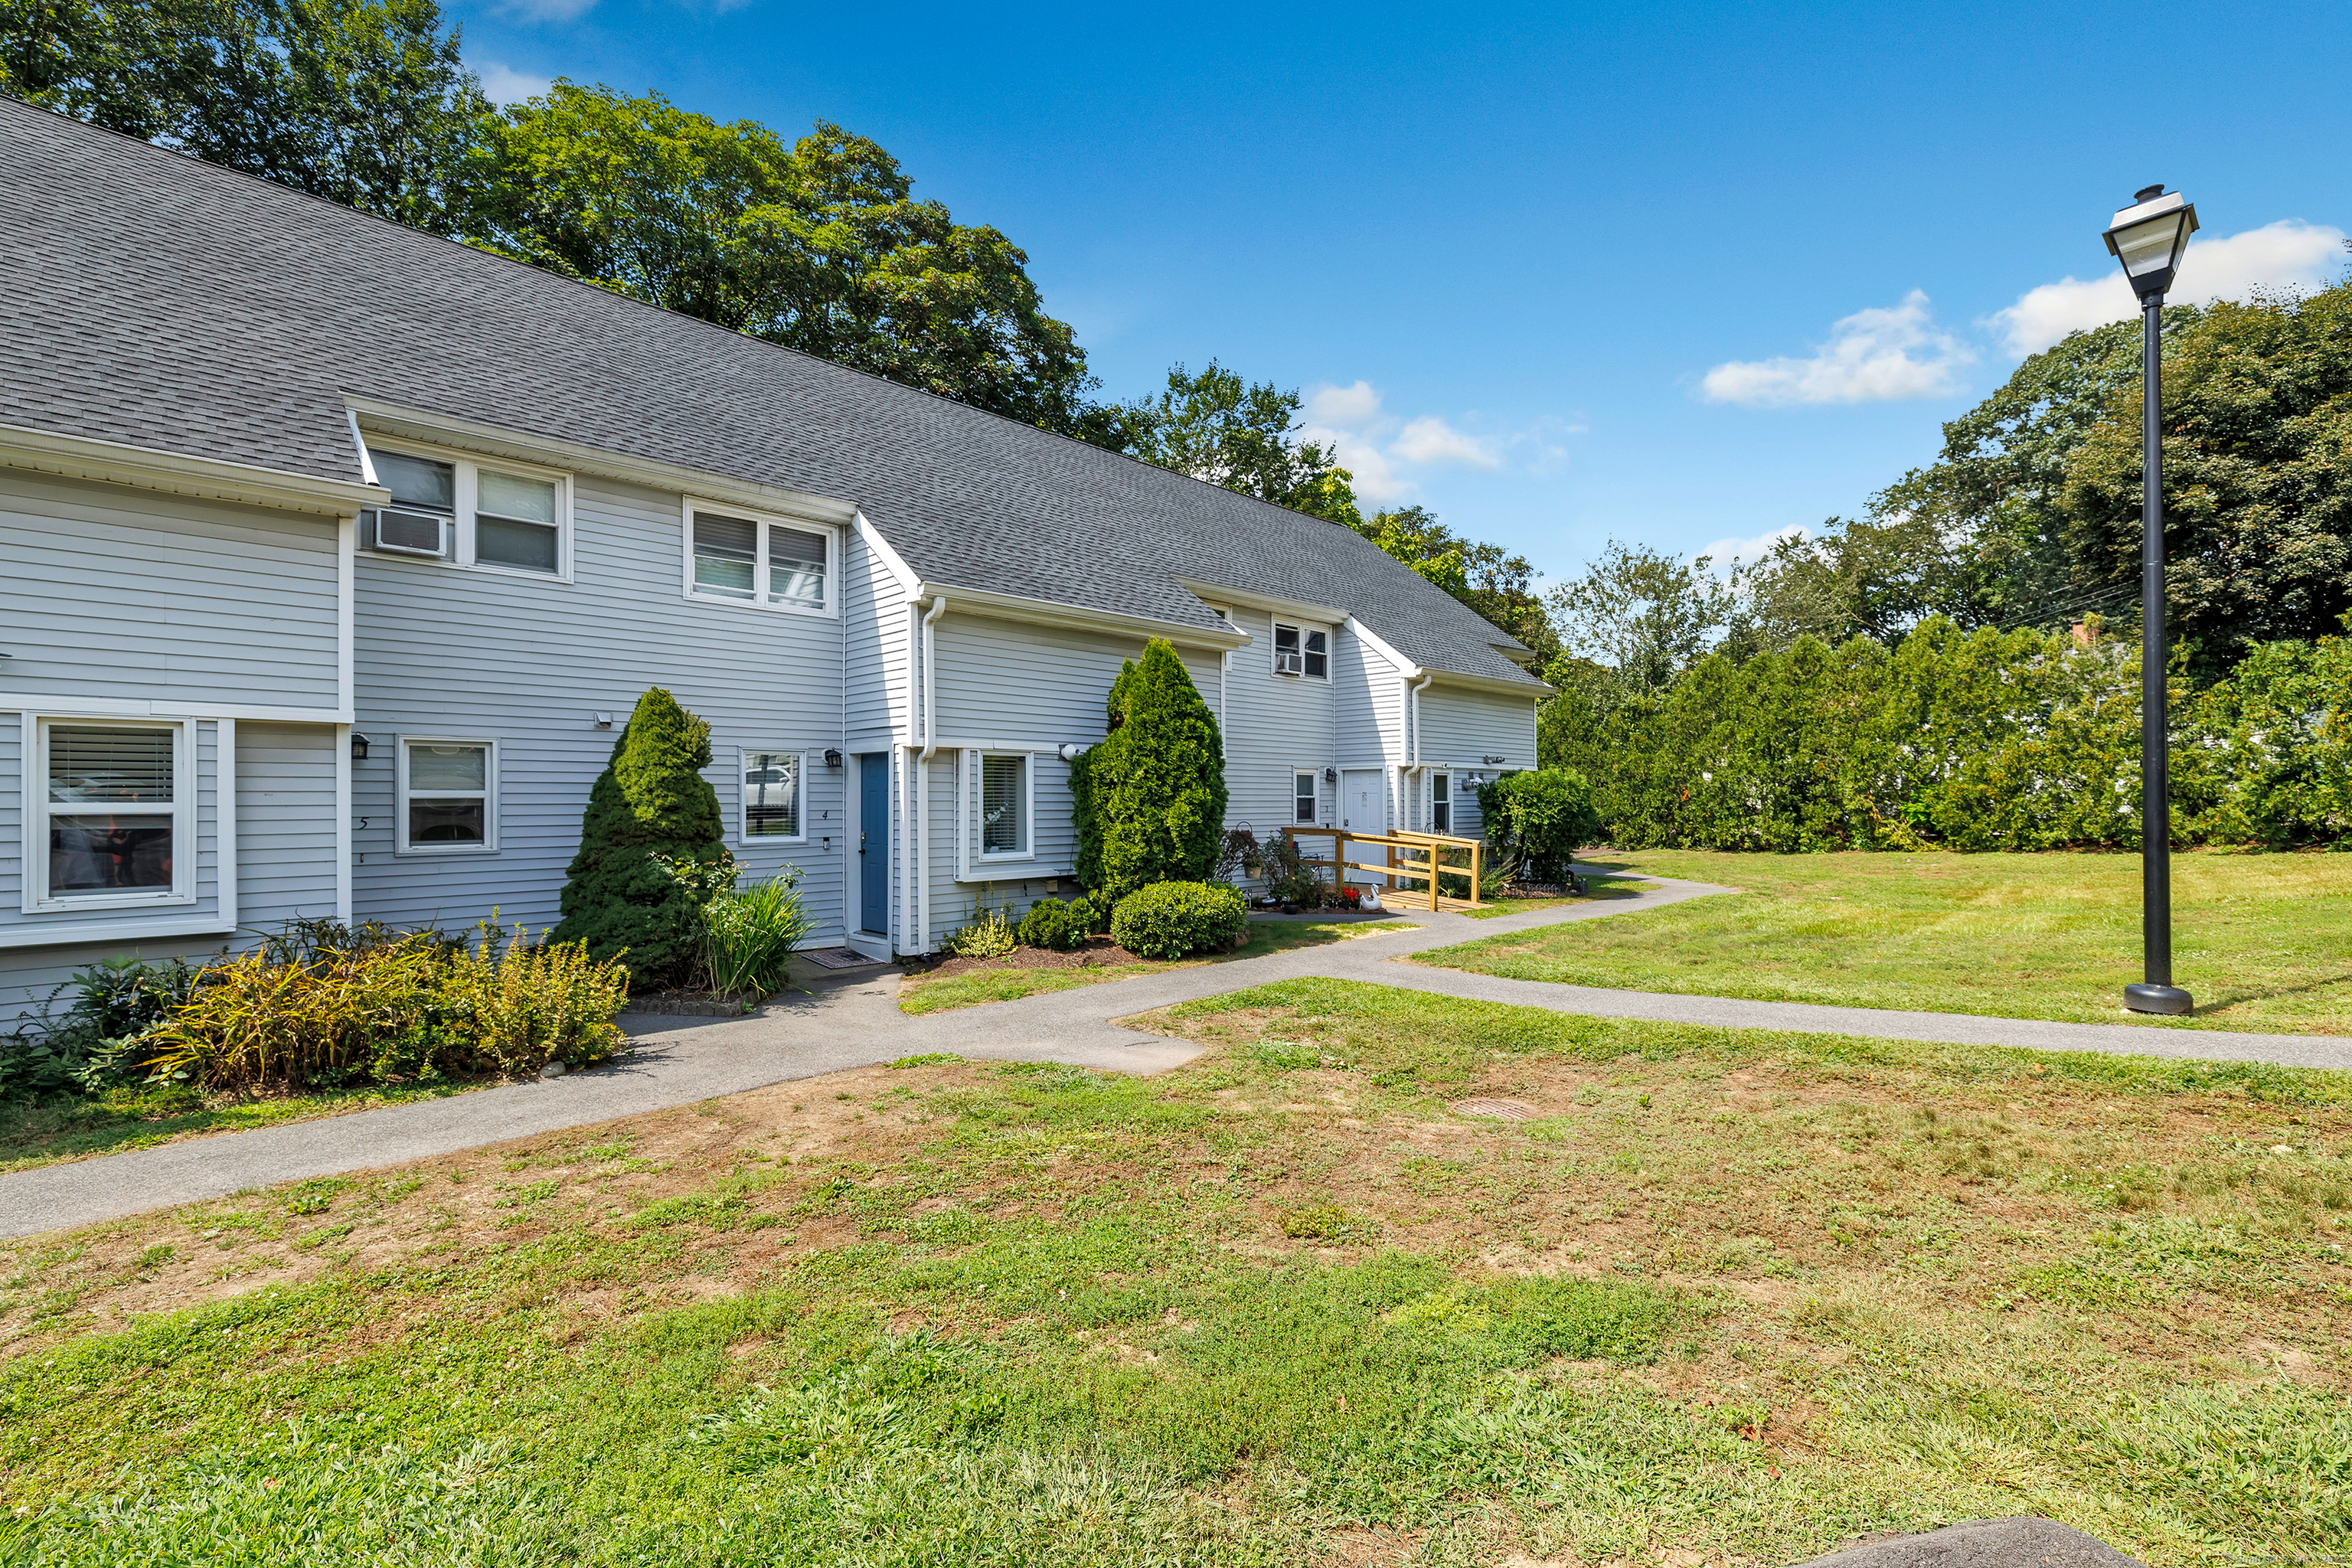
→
(215, 717, 239, 936)
(334, 722, 353, 926)
(0, 421, 387, 517)
(346, 397, 857, 524)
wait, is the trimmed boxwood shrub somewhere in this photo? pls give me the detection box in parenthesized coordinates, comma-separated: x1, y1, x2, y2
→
(1477, 769, 1600, 881)
(1073, 639, 1229, 905)
(1016, 897, 1091, 952)
(1110, 880, 1247, 960)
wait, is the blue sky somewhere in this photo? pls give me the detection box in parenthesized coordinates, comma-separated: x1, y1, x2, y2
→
(450, 0, 2350, 586)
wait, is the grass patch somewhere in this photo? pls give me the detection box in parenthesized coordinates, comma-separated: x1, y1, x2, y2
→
(1419, 849, 2352, 1033)
(897, 920, 1416, 1016)
(5, 981, 2348, 1564)
(0, 1077, 483, 1174)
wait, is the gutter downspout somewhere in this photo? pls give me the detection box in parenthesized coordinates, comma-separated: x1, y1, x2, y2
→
(1406, 670, 1432, 832)
(915, 593, 947, 952)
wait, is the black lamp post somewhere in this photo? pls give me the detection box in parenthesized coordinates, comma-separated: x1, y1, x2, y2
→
(2102, 184, 2199, 1015)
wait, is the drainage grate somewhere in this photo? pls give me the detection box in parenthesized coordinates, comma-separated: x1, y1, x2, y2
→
(803, 947, 888, 971)
(1450, 1097, 1540, 1122)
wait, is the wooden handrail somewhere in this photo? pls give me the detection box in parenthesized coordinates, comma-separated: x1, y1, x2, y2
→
(1288, 826, 1482, 910)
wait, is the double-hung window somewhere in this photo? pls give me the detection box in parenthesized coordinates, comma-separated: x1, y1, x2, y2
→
(399, 738, 496, 853)
(688, 509, 833, 615)
(1294, 770, 1318, 825)
(742, 750, 804, 841)
(1431, 772, 1452, 835)
(361, 443, 568, 577)
(1272, 622, 1328, 678)
(981, 754, 1027, 858)
(34, 720, 190, 909)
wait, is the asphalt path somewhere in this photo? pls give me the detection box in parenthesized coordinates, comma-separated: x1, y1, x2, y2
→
(7, 867, 2344, 1240)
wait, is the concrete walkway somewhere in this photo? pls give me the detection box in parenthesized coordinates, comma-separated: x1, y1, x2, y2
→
(7, 868, 2347, 1240)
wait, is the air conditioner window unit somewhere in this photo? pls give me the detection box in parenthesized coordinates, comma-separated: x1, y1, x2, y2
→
(1275, 651, 1305, 675)
(368, 507, 449, 557)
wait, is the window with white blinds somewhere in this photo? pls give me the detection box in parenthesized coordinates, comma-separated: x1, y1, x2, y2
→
(981, 753, 1027, 857)
(688, 509, 833, 615)
(38, 721, 185, 903)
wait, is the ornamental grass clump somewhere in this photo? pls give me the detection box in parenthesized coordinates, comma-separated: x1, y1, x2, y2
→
(701, 870, 815, 998)
(1109, 880, 1247, 959)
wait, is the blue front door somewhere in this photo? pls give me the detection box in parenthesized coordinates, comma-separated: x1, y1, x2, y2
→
(858, 753, 890, 936)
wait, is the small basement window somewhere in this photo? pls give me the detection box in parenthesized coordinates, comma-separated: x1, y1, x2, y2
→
(34, 719, 190, 908)
(1294, 769, 1318, 825)
(688, 509, 833, 615)
(981, 753, 1027, 857)
(742, 750, 803, 840)
(399, 738, 495, 853)
(1272, 622, 1328, 678)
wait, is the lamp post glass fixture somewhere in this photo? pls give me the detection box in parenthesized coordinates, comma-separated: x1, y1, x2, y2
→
(2102, 184, 2198, 1015)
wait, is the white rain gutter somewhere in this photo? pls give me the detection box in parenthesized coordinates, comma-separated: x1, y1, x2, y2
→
(914, 593, 948, 952)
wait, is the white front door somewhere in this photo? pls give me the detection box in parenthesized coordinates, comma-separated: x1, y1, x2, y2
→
(1338, 768, 1387, 884)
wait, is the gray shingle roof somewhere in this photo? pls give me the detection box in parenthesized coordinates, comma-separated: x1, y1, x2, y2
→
(0, 99, 1543, 687)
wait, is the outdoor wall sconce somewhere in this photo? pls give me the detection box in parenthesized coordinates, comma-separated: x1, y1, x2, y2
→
(1323, 767, 1338, 783)
(824, 749, 843, 767)
(1058, 743, 1086, 761)
(349, 732, 370, 761)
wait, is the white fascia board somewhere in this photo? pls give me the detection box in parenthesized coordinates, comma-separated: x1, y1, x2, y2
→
(1175, 578, 1345, 627)
(1424, 668, 1555, 699)
(0, 422, 388, 518)
(912, 581, 1248, 653)
(854, 511, 922, 596)
(345, 397, 858, 525)
(0, 694, 350, 723)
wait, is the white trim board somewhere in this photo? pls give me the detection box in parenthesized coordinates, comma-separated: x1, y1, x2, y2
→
(0, 421, 386, 517)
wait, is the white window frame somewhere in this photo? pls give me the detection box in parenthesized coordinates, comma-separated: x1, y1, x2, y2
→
(25, 716, 194, 912)
(360, 439, 574, 582)
(1292, 768, 1321, 826)
(396, 736, 499, 855)
(681, 498, 841, 619)
(738, 746, 810, 846)
(1431, 770, 1453, 836)
(1272, 619, 1331, 681)
(977, 751, 1033, 861)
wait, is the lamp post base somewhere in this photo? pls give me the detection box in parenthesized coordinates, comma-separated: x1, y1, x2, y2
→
(2124, 982, 2194, 1016)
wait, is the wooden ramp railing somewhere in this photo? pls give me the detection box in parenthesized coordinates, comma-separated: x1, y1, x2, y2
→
(1289, 828, 1486, 913)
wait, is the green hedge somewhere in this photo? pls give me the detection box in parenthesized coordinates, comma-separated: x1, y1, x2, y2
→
(1545, 619, 2352, 851)
(1110, 881, 1248, 959)
(1016, 897, 1092, 951)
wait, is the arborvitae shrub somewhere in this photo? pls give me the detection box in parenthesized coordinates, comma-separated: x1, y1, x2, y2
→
(550, 688, 729, 985)
(1073, 639, 1229, 903)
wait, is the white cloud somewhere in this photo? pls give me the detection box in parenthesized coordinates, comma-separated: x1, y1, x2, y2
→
(496, 0, 596, 21)
(1694, 523, 1808, 573)
(1701, 291, 1974, 407)
(475, 60, 553, 104)
(1296, 382, 1528, 505)
(1988, 220, 2347, 355)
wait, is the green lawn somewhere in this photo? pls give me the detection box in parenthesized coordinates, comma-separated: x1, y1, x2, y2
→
(1418, 849, 2352, 1034)
(897, 919, 1416, 1014)
(3, 980, 2345, 1566)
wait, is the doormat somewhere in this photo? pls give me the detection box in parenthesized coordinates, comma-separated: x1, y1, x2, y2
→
(803, 947, 889, 970)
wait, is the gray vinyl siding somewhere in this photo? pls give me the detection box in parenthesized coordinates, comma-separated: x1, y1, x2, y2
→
(1219, 607, 1338, 835)
(841, 535, 911, 948)
(349, 470, 850, 946)
(1418, 684, 1540, 839)
(234, 722, 339, 929)
(0, 470, 341, 711)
